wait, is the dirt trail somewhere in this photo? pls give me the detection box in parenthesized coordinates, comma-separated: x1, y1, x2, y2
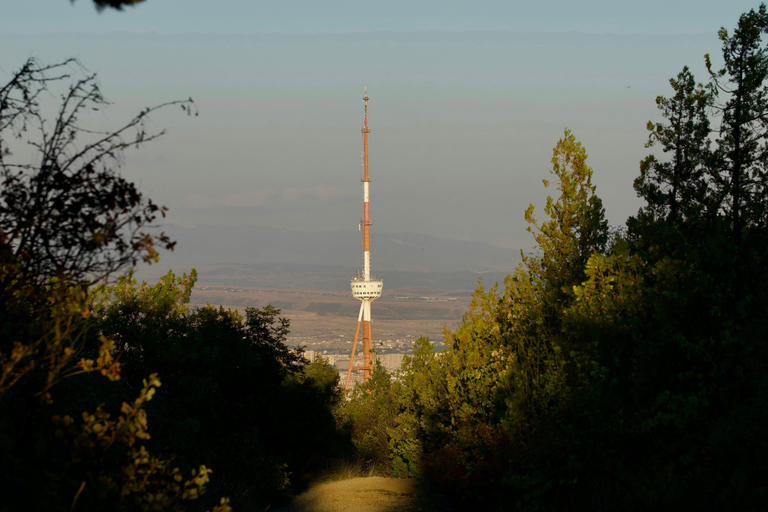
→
(282, 477, 420, 512)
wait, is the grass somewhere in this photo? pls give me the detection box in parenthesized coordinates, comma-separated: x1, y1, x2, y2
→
(307, 457, 390, 484)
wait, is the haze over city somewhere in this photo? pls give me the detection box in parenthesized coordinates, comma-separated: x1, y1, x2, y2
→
(2, 0, 759, 276)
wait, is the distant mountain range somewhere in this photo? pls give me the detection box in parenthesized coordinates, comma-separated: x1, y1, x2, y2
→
(188, 262, 512, 292)
(134, 223, 523, 291)
(158, 223, 521, 272)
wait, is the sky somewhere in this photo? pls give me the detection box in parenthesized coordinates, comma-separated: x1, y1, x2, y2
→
(1, 0, 762, 272)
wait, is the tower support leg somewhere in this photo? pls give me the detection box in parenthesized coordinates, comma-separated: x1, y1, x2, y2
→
(362, 301, 373, 383)
(345, 302, 365, 390)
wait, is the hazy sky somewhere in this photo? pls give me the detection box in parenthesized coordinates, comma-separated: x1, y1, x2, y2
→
(1, 1, 761, 262)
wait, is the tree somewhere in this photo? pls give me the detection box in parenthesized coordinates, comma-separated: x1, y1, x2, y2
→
(0, 58, 229, 512)
(524, 128, 609, 301)
(0, 58, 194, 288)
(635, 67, 712, 226)
(391, 131, 610, 509)
(706, 4, 768, 239)
(342, 362, 398, 474)
(72, 0, 146, 11)
(511, 128, 608, 414)
(94, 271, 351, 509)
(389, 337, 450, 478)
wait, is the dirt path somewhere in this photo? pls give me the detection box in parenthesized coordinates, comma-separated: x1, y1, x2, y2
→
(280, 477, 420, 512)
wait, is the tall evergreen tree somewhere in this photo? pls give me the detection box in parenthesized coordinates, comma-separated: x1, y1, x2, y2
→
(706, 4, 768, 238)
(524, 128, 608, 301)
(635, 66, 712, 227)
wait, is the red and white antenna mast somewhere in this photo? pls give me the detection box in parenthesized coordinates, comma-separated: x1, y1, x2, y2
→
(346, 88, 383, 389)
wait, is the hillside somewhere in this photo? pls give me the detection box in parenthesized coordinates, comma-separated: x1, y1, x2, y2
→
(145, 223, 524, 275)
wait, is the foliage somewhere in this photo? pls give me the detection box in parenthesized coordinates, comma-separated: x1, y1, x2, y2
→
(524, 128, 609, 295)
(72, 0, 147, 12)
(51, 374, 229, 512)
(341, 363, 397, 475)
(389, 337, 449, 478)
(706, 4, 768, 238)
(0, 57, 228, 512)
(415, 130, 609, 509)
(0, 276, 229, 512)
(93, 271, 351, 509)
(343, 11, 768, 505)
(343, 130, 611, 509)
(635, 66, 712, 225)
(0, 58, 194, 287)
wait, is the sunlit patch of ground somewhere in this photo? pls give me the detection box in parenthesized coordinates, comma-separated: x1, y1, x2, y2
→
(281, 477, 419, 512)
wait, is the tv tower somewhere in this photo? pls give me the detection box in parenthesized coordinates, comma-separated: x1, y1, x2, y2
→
(345, 88, 383, 390)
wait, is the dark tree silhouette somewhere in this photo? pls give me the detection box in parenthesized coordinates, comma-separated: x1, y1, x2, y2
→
(0, 58, 195, 287)
(71, 0, 146, 11)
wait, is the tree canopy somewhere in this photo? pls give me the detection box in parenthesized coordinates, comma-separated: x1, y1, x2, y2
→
(0, 58, 349, 511)
(6, 5, 768, 511)
(341, 6, 768, 510)
(0, 58, 194, 287)
(73, 0, 146, 11)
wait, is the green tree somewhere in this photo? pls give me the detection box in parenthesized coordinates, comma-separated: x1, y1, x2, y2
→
(706, 4, 768, 238)
(635, 66, 712, 226)
(504, 128, 608, 424)
(569, 9, 768, 506)
(389, 337, 450, 478)
(0, 58, 227, 512)
(388, 12, 768, 503)
(524, 128, 609, 299)
(94, 271, 350, 509)
(342, 363, 397, 474)
(396, 130, 609, 509)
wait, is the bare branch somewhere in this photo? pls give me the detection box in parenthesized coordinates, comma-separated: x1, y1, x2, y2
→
(0, 57, 194, 286)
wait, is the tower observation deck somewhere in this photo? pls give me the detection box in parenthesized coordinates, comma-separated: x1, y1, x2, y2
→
(345, 89, 383, 390)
